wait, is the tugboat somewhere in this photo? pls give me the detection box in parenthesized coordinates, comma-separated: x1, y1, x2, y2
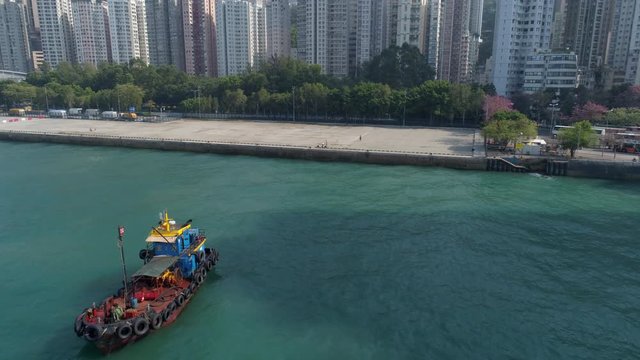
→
(73, 211, 219, 353)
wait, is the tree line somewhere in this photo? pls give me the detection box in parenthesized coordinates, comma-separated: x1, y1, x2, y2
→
(0, 45, 488, 125)
(1, 42, 639, 128)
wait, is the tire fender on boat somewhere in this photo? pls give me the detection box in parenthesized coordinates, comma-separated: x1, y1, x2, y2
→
(196, 251, 205, 264)
(205, 259, 213, 271)
(162, 308, 172, 322)
(195, 272, 204, 285)
(150, 312, 162, 330)
(168, 301, 177, 313)
(176, 294, 185, 307)
(74, 316, 85, 337)
(117, 323, 133, 340)
(83, 324, 102, 342)
(133, 317, 150, 336)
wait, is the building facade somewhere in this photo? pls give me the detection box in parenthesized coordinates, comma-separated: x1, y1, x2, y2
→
(0, 0, 32, 72)
(523, 51, 578, 93)
(145, 0, 185, 70)
(37, 0, 75, 66)
(435, 0, 483, 83)
(606, 0, 640, 86)
(490, 0, 555, 96)
(216, 0, 265, 76)
(71, 0, 109, 66)
(387, 0, 426, 52)
(185, 0, 216, 76)
(265, 0, 290, 59)
(108, 0, 148, 64)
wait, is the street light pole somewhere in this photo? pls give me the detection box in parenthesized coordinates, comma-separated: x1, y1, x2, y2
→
(403, 90, 406, 127)
(292, 86, 296, 122)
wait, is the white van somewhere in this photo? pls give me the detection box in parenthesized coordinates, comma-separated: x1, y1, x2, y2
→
(68, 108, 83, 116)
(101, 111, 118, 119)
(85, 109, 100, 117)
(48, 109, 68, 118)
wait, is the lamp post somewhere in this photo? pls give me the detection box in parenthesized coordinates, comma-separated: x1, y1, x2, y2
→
(191, 88, 201, 118)
(292, 86, 296, 122)
(403, 90, 407, 127)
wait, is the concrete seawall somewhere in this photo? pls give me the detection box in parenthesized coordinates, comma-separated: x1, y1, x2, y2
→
(2, 130, 640, 180)
(566, 160, 640, 180)
(0, 130, 487, 170)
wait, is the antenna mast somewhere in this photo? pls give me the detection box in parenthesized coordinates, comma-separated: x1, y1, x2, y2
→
(117, 225, 129, 307)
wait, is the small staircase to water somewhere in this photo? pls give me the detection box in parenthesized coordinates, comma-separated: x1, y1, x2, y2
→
(486, 158, 529, 173)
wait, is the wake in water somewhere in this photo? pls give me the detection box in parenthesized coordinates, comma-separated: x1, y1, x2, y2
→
(529, 172, 554, 180)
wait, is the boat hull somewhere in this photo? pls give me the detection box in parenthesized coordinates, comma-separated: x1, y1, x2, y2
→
(76, 248, 219, 354)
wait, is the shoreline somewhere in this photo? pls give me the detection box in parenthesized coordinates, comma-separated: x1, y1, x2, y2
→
(1, 118, 639, 180)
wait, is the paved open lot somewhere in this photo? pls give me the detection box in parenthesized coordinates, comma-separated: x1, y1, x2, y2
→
(0, 116, 481, 156)
(2, 116, 638, 163)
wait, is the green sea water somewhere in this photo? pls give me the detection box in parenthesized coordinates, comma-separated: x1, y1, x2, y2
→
(0, 141, 639, 359)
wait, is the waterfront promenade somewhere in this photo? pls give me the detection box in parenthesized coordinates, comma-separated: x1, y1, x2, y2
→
(0, 116, 481, 156)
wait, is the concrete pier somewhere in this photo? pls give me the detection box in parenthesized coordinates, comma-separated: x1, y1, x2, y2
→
(1, 117, 639, 180)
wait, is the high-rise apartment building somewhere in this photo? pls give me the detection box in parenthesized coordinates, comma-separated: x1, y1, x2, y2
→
(145, 0, 185, 70)
(108, 0, 148, 64)
(71, 0, 109, 66)
(298, 0, 381, 77)
(185, 0, 216, 76)
(490, 0, 555, 96)
(326, 0, 347, 76)
(0, 0, 31, 72)
(606, 0, 640, 87)
(523, 51, 577, 93)
(606, 0, 632, 86)
(434, 0, 483, 83)
(424, 0, 442, 73)
(348, 0, 384, 76)
(551, 0, 613, 89)
(265, 0, 290, 59)
(387, 0, 426, 52)
(297, 0, 328, 73)
(216, 0, 265, 76)
(37, 0, 75, 66)
(135, 0, 149, 63)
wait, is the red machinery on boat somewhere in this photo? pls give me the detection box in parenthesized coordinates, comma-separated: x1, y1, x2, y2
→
(73, 211, 219, 353)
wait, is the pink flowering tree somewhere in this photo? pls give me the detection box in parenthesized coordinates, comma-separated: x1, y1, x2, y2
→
(570, 101, 608, 124)
(614, 85, 640, 108)
(482, 95, 513, 123)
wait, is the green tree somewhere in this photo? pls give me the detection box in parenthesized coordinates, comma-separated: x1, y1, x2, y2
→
(298, 82, 329, 117)
(327, 86, 351, 118)
(603, 108, 640, 126)
(114, 84, 144, 112)
(2, 82, 37, 106)
(222, 89, 247, 113)
(350, 82, 392, 118)
(481, 111, 537, 150)
(247, 88, 270, 114)
(361, 44, 434, 88)
(410, 80, 451, 121)
(449, 84, 483, 125)
(93, 63, 133, 90)
(558, 120, 597, 158)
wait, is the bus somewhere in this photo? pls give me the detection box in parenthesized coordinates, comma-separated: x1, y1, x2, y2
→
(613, 132, 640, 153)
(552, 125, 619, 138)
